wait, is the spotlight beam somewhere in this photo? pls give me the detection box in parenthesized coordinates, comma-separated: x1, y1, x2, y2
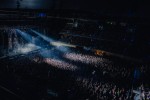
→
(16, 29, 32, 43)
(30, 29, 54, 42)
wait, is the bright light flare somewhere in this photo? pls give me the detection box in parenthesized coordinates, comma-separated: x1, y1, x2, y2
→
(50, 42, 76, 48)
(16, 43, 41, 54)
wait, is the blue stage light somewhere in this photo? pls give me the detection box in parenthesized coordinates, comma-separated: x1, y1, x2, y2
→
(38, 13, 46, 17)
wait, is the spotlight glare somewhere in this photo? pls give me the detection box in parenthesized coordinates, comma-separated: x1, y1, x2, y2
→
(16, 43, 41, 54)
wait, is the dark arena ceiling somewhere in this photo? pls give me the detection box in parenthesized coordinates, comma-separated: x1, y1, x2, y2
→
(0, 0, 149, 17)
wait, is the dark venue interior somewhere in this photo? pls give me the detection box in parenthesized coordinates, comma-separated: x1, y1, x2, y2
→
(0, 0, 150, 100)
